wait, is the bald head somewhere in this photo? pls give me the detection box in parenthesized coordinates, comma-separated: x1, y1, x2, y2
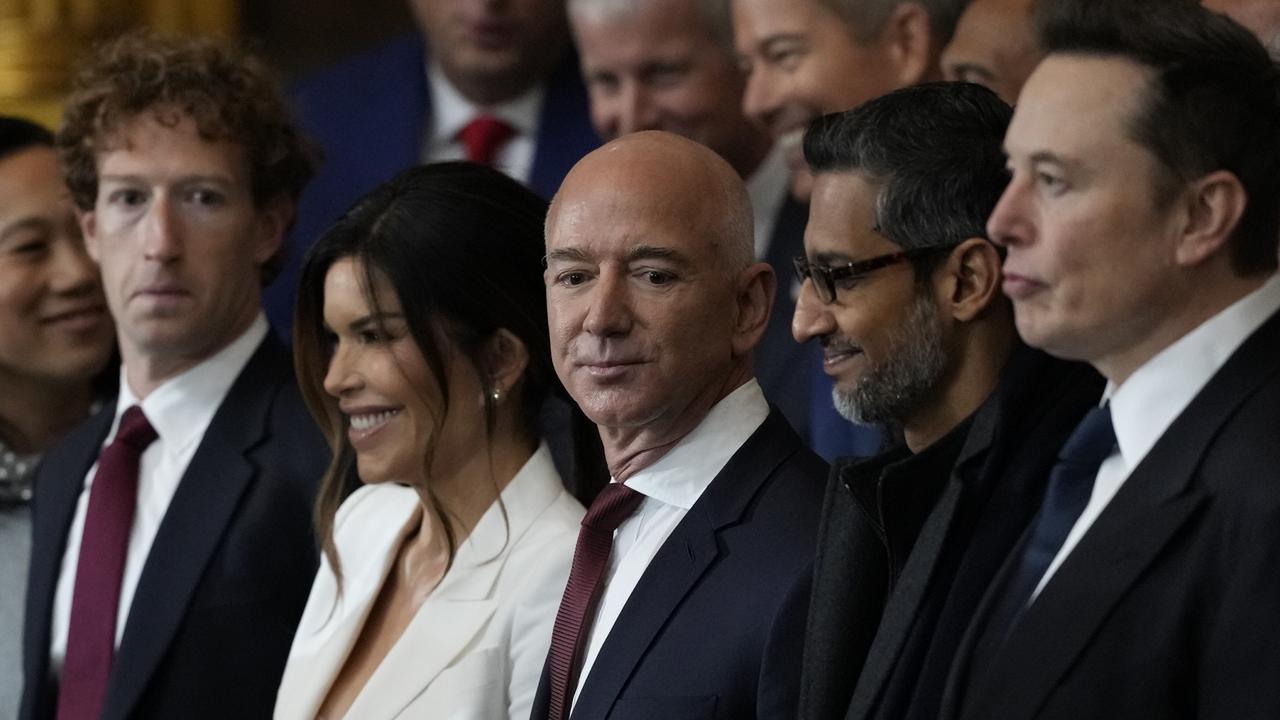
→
(942, 0, 1040, 104)
(544, 131, 774, 454)
(550, 131, 754, 273)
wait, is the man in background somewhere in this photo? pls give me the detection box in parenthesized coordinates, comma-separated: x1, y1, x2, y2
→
(21, 34, 328, 720)
(270, 0, 601, 336)
(0, 116, 115, 720)
(941, 0, 1040, 103)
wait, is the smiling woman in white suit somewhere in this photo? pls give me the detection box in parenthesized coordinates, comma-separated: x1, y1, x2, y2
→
(275, 163, 602, 719)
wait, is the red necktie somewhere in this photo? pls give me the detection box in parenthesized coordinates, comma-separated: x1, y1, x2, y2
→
(545, 482, 644, 720)
(57, 406, 157, 720)
(458, 115, 516, 166)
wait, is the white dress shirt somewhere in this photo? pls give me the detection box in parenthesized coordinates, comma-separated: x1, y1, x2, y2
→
(50, 314, 269, 672)
(571, 380, 770, 708)
(422, 61, 543, 185)
(745, 144, 790, 261)
(1033, 273, 1280, 600)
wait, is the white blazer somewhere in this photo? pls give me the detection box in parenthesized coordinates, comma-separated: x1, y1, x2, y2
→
(274, 444, 583, 719)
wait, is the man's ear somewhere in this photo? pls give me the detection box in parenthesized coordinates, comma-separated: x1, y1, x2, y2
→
(78, 209, 101, 263)
(481, 327, 531, 399)
(882, 1, 937, 86)
(1174, 169, 1246, 268)
(253, 196, 293, 265)
(937, 237, 1004, 323)
(732, 261, 776, 357)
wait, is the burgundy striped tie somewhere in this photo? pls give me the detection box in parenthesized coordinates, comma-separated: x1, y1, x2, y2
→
(57, 406, 156, 720)
(545, 482, 644, 720)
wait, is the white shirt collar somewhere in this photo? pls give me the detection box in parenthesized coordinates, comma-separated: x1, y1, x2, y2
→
(1106, 273, 1280, 473)
(425, 61, 545, 149)
(620, 380, 770, 511)
(112, 314, 269, 456)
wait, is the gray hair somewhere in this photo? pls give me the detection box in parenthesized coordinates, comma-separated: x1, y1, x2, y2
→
(568, 0, 736, 53)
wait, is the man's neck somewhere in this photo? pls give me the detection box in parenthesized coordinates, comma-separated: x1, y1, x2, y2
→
(600, 368, 752, 482)
(903, 321, 1017, 453)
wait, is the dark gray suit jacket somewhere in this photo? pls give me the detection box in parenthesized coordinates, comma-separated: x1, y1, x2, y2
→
(21, 334, 328, 720)
(530, 408, 827, 720)
(944, 308, 1280, 720)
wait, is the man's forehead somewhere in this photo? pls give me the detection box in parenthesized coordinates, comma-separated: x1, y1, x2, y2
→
(1006, 54, 1151, 154)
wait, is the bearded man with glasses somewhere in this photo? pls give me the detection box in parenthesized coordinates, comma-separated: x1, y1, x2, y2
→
(791, 82, 1103, 720)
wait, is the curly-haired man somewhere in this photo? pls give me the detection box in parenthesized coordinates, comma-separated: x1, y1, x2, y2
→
(20, 33, 329, 720)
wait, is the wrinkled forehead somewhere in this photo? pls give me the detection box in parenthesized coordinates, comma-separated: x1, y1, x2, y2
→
(546, 185, 720, 265)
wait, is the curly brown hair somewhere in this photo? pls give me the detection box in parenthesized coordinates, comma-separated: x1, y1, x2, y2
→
(57, 31, 318, 284)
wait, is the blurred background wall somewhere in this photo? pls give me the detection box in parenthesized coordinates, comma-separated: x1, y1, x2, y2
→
(0, 0, 413, 127)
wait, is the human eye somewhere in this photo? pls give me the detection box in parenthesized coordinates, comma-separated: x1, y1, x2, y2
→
(764, 41, 805, 71)
(106, 186, 148, 209)
(828, 265, 865, 291)
(1035, 170, 1068, 195)
(187, 186, 227, 207)
(645, 62, 688, 88)
(636, 268, 676, 286)
(553, 269, 593, 288)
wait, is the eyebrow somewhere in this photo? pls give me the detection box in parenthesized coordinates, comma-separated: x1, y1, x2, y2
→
(625, 245, 686, 265)
(343, 312, 405, 333)
(759, 34, 808, 55)
(98, 173, 236, 186)
(0, 217, 51, 244)
(810, 251, 856, 265)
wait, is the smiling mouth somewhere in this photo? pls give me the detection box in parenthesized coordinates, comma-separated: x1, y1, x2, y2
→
(350, 409, 400, 431)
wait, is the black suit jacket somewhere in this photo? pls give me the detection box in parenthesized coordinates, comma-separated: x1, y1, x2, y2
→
(530, 408, 827, 720)
(798, 347, 1102, 720)
(20, 334, 328, 720)
(943, 307, 1280, 720)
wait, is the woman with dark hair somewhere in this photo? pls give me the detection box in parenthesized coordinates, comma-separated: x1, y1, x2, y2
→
(274, 163, 599, 719)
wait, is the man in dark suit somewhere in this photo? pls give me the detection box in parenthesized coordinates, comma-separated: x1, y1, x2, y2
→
(267, 0, 601, 337)
(792, 84, 1102, 720)
(534, 131, 827, 719)
(20, 34, 328, 720)
(944, 2, 1280, 718)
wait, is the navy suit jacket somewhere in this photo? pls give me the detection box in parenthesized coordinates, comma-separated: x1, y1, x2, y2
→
(20, 334, 328, 720)
(942, 307, 1280, 720)
(530, 408, 828, 720)
(266, 34, 600, 336)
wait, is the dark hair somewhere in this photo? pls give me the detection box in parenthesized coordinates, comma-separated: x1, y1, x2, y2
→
(294, 162, 605, 581)
(0, 116, 54, 161)
(821, 0, 968, 46)
(1034, 0, 1280, 275)
(803, 81, 1013, 274)
(57, 31, 317, 284)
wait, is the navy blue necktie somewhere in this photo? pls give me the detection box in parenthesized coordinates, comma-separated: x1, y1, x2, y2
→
(990, 404, 1116, 638)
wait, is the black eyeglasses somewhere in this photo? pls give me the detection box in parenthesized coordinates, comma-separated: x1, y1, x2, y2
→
(792, 244, 959, 304)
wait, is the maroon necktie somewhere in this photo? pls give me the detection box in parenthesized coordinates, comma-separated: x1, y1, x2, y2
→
(545, 482, 644, 720)
(57, 406, 157, 720)
(458, 115, 516, 166)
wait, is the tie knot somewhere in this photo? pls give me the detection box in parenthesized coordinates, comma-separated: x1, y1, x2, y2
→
(1059, 404, 1115, 467)
(582, 482, 643, 533)
(114, 405, 157, 452)
(458, 114, 516, 165)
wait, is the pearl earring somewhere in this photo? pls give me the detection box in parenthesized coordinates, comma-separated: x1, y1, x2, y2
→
(491, 387, 502, 402)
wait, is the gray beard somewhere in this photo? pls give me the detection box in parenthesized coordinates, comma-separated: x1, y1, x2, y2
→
(832, 290, 947, 428)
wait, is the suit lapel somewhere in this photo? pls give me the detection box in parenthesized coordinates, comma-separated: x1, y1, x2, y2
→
(22, 406, 114, 714)
(960, 310, 1280, 720)
(570, 411, 799, 719)
(101, 338, 283, 720)
(350, 450, 564, 718)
